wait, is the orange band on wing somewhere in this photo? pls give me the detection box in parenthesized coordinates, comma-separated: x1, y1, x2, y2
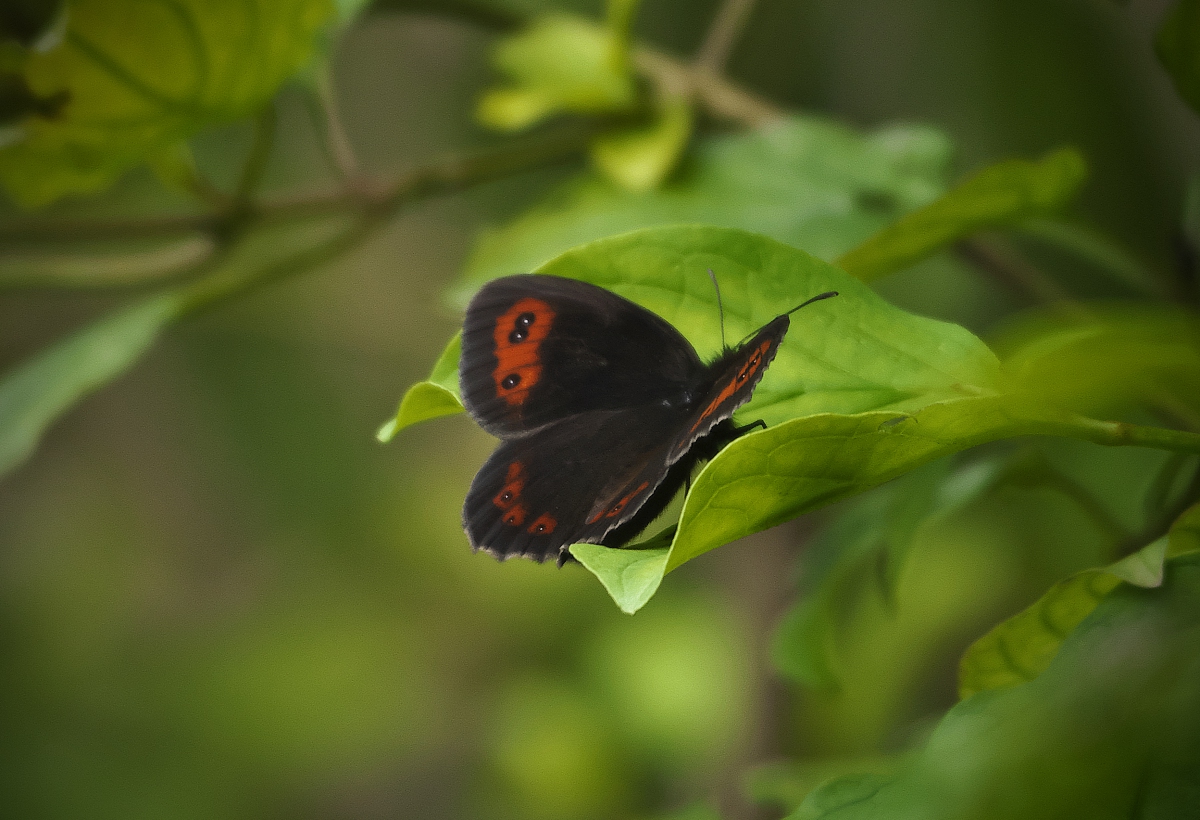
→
(588, 480, 650, 524)
(492, 297, 556, 406)
(689, 339, 773, 435)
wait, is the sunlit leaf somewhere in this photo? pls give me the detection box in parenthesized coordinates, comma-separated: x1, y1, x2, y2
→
(836, 147, 1087, 280)
(476, 13, 635, 131)
(0, 291, 183, 478)
(791, 554, 1200, 820)
(1156, 0, 1200, 115)
(376, 332, 463, 442)
(958, 501, 1200, 698)
(570, 544, 669, 614)
(456, 116, 953, 301)
(0, 0, 334, 206)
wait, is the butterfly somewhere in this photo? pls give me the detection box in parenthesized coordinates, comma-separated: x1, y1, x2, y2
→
(459, 274, 837, 565)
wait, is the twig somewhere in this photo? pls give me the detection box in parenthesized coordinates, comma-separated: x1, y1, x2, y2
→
(1115, 457, 1200, 558)
(312, 64, 361, 180)
(179, 120, 600, 312)
(232, 104, 278, 206)
(0, 6, 785, 251)
(0, 236, 217, 291)
(634, 47, 783, 126)
(956, 234, 1090, 319)
(694, 0, 759, 75)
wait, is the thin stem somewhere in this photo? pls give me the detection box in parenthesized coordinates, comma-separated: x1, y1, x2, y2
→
(1039, 471, 1133, 542)
(694, 0, 759, 75)
(1053, 415, 1200, 456)
(1116, 458, 1200, 557)
(312, 63, 361, 179)
(0, 6, 785, 250)
(956, 234, 1090, 319)
(179, 120, 598, 313)
(1015, 218, 1166, 298)
(633, 47, 782, 126)
(0, 236, 217, 291)
(233, 103, 278, 205)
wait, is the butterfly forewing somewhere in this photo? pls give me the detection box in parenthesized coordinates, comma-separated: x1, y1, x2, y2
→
(460, 275, 706, 437)
(666, 317, 790, 465)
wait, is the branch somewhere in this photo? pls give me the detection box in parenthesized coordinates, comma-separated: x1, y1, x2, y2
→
(634, 47, 783, 127)
(232, 103, 278, 206)
(311, 63, 361, 180)
(694, 0, 759, 75)
(956, 234, 1090, 319)
(178, 120, 600, 312)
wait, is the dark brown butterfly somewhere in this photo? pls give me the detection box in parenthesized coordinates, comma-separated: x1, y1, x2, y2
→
(459, 274, 836, 565)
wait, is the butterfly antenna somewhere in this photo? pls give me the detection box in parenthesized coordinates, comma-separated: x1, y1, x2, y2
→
(786, 290, 839, 315)
(707, 268, 727, 350)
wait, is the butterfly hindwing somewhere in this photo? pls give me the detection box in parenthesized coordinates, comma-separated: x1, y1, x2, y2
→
(460, 275, 706, 437)
(463, 405, 687, 562)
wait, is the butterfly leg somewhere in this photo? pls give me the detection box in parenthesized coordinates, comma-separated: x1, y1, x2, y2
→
(733, 419, 767, 434)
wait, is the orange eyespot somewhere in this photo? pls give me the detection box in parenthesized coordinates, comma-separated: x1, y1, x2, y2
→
(493, 461, 527, 510)
(528, 513, 557, 535)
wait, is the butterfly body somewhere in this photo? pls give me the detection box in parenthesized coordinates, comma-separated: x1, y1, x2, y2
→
(460, 274, 813, 565)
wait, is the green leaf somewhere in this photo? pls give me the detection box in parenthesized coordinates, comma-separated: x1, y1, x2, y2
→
(455, 116, 953, 302)
(569, 543, 669, 614)
(0, 0, 334, 206)
(957, 538, 1167, 699)
(771, 459, 956, 690)
(1170, 500, 1200, 556)
(958, 501, 1200, 699)
(476, 13, 635, 131)
(996, 305, 1200, 419)
(376, 332, 463, 442)
(791, 553, 1200, 820)
(1156, 0, 1200, 115)
(836, 147, 1087, 281)
(747, 756, 901, 814)
(0, 291, 183, 478)
(589, 96, 692, 192)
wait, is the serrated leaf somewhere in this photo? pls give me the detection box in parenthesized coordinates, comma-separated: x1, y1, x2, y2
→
(0, 0, 334, 206)
(958, 501, 1200, 699)
(836, 147, 1087, 280)
(791, 553, 1200, 820)
(476, 13, 635, 131)
(1156, 0, 1200, 115)
(589, 96, 691, 192)
(456, 116, 953, 300)
(0, 290, 183, 478)
(377, 332, 463, 441)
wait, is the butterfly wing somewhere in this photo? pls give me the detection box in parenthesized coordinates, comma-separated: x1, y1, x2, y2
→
(460, 275, 706, 437)
(463, 405, 686, 563)
(666, 316, 791, 465)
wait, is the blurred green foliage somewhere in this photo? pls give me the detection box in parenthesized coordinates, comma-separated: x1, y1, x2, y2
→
(1, 1, 1199, 819)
